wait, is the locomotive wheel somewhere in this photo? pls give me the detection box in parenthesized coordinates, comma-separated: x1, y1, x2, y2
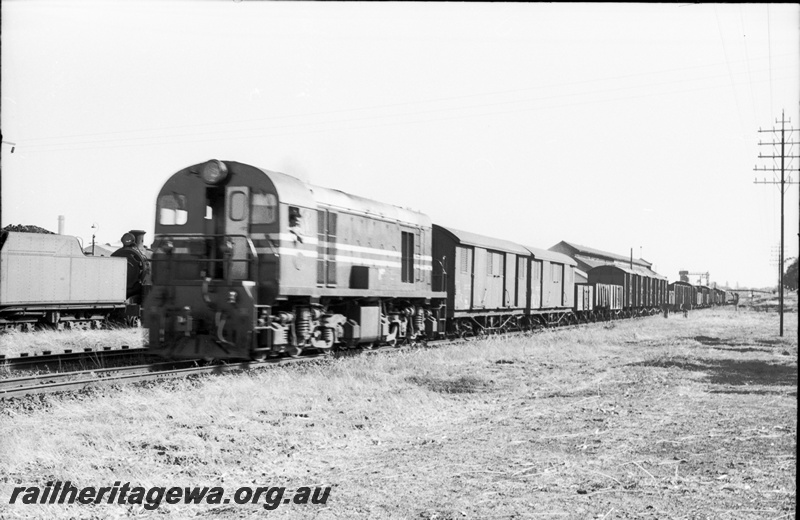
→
(287, 345, 303, 358)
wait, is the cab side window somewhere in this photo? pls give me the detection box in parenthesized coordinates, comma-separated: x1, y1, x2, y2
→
(252, 192, 277, 224)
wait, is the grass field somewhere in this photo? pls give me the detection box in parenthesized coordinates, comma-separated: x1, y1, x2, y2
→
(0, 307, 796, 519)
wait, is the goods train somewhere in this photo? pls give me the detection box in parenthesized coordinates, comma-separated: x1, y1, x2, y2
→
(144, 160, 727, 360)
(0, 229, 151, 331)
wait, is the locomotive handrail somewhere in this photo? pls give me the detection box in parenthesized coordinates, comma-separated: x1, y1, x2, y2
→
(151, 234, 262, 283)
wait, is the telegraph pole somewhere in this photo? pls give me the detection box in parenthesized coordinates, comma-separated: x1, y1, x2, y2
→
(754, 110, 799, 336)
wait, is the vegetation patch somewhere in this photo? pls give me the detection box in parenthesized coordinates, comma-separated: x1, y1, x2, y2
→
(406, 374, 491, 394)
(634, 356, 797, 387)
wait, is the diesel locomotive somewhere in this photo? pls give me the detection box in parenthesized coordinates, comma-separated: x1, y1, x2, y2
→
(145, 160, 445, 359)
(146, 159, 723, 361)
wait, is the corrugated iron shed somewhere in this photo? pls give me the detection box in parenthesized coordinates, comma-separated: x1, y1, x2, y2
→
(550, 240, 666, 279)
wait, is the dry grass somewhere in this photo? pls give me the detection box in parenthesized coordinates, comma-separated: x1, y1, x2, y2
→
(0, 308, 796, 519)
(0, 328, 146, 358)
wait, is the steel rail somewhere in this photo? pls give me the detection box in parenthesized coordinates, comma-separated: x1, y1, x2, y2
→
(0, 339, 460, 399)
(0, 317, 652, 399)
(0, 347, 149, 370)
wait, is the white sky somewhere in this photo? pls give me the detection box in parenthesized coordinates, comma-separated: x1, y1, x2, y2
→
(1, 1, 798, 289)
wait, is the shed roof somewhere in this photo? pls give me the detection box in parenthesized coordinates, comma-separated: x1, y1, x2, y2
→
(630, 265, 668, 280)
(590, 263, 637, 276)
(552, 240, 653, 268)
(524, 245, 577, 266)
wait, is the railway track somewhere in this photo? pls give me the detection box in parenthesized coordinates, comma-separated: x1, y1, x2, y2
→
(0, 316, 655, 400)
(0, 339, 459, 399)
(0, 346, 149, 371)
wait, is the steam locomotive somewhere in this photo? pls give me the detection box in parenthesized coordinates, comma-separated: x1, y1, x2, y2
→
(0, 229, 151, 331)
(145, 160, 721, 361)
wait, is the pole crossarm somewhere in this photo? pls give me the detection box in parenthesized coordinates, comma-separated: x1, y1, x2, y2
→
(753, 109, 797, 337)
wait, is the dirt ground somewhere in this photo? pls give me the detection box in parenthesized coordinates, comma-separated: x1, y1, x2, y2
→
(0, 307, 796, 519)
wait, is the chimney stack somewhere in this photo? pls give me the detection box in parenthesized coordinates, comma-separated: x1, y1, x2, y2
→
(129, 230, 146, 249)
(58, 215, 65, 235)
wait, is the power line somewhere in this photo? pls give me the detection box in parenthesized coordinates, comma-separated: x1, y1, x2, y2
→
(15, 55, 796, 150)
(20, 69, 796, 154)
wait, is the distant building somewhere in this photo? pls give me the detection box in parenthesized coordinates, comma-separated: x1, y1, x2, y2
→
(549, 240, 662, 283)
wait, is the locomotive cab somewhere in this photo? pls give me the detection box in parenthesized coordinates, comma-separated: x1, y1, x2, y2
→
(147, 160, 286, 359)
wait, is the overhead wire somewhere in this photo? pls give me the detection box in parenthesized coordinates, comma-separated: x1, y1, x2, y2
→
(714, 4, 747, 136)
(21, 76, 792, 154)
(767, 5, 774, 116)
(739, 5, 758, 128)
(18, 64, 795, 154)
(18, 56, 776, 144)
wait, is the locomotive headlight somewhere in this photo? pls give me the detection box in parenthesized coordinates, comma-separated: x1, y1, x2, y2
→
(201, 159, 229, 185)
(228, 291, 238, 304)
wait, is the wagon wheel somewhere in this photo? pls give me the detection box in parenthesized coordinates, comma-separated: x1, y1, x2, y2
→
(475, 325, 488, 338)
(456, 320, 470, 339)
(127, 316, 142, 328)
(386, 324, 400, 347)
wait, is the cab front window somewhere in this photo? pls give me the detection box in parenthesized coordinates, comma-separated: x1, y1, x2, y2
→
(158, 193, 188, 225)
